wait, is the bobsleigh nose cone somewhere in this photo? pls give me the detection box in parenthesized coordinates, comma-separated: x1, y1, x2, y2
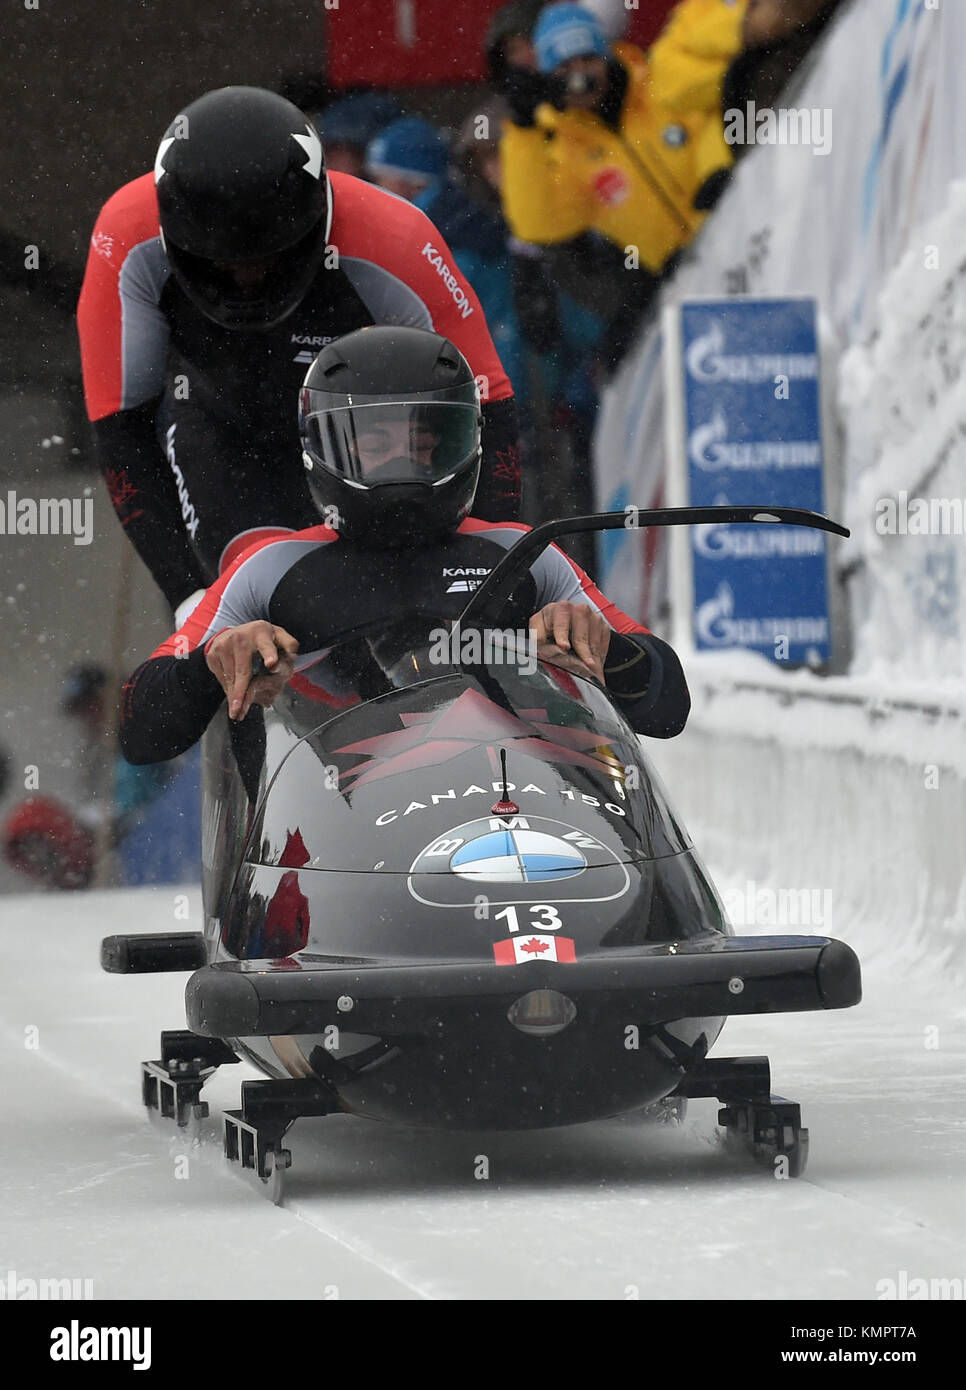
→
(507, 989, 577, 1038)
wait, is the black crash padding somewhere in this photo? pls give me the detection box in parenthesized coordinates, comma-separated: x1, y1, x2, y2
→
(185, 936, 862, 1038)
(101, 932, 208, 974)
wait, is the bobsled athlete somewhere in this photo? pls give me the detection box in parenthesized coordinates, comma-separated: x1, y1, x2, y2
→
(119, 327, 689, 764)
(77, 86, 522, 624)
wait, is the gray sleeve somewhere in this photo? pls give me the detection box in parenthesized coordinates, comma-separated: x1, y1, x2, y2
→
(189, 539, 324, 649)
(530, 544, 610, 616)
(118, 238, 172, 410)
(340, 255, 434, 329)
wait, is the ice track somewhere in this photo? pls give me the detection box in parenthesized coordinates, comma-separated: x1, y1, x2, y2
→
(1, 886, 964, 1301)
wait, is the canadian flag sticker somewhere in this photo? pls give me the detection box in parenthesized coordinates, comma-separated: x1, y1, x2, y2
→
(492, 935, 577, 966)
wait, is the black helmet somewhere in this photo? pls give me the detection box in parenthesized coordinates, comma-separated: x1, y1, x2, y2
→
(155, 86, 331, 331)
(299, 326, 482, 548)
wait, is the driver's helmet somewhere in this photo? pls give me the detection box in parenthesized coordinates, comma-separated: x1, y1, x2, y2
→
(298, 326, 482, 548)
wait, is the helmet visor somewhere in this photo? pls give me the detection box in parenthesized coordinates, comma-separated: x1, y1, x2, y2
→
(303, 401, 480, 486)
(165, 218, 328, 330)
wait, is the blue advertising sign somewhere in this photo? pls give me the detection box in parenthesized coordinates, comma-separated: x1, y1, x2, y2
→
(674, 297, 831, 664)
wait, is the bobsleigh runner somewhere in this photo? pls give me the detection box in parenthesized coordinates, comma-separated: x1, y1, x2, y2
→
(102, 507, 861, 1202)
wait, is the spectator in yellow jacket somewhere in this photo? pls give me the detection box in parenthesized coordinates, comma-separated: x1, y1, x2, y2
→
(498, 2, 742, 274)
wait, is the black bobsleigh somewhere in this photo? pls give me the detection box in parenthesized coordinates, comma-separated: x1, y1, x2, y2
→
(102, 507, 861, 1201)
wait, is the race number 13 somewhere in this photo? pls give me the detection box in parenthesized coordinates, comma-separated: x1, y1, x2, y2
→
(494, 905, 562, 933)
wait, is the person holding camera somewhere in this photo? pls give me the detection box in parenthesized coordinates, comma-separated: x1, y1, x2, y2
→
(497, 3, 738, 279)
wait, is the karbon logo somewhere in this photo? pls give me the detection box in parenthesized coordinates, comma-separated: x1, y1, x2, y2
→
(421, 242, 474, 319)
(443, 565, 490, 594)
(291, 332, 336, 365)
(165, 424, 200, 538)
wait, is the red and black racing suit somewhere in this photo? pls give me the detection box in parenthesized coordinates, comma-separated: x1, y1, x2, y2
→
(78, 172, 523, 609)
(120, 520, 690, 764)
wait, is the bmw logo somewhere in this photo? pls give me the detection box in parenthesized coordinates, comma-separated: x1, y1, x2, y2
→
(407, 816, 631, 909)
(449, 826, 586, 884)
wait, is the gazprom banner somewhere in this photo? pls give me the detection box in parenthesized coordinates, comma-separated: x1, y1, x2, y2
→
(666, 297, 831, 664)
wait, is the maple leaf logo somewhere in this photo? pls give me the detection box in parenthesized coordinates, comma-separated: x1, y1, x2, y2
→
(519, 937, 550, 955)
(91, 230, 115, 260)
(104, 467, 139, 509)
(493, 446, 521, 483)
(104, 467, 143, 526)
(330, 687, 616, 792)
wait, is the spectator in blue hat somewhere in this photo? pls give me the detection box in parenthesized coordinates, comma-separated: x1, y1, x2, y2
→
(365, 116, 451, 202)
(533, 0, 612, 109)
(498, 2, 737, 275)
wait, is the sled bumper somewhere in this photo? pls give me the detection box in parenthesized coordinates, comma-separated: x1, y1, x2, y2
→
(185, 935, 861, 1039)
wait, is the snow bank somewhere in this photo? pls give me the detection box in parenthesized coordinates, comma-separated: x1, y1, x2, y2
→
(839, 180, 966, 681)
(646, 655, 966, 984)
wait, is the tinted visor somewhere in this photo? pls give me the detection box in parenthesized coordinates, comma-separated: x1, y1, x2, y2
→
(303, 402, 480, 486)
(166, 219, 327, 329)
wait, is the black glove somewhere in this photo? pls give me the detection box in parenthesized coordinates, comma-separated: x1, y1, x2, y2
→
(500, 66, 551, 127)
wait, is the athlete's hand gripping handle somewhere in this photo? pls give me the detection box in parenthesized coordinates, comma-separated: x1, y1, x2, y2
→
(205, 622, 299, 720)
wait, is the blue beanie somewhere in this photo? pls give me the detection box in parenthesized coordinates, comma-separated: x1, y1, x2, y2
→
(365, 116, 450, 184)
(533, 3, 609, 73)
